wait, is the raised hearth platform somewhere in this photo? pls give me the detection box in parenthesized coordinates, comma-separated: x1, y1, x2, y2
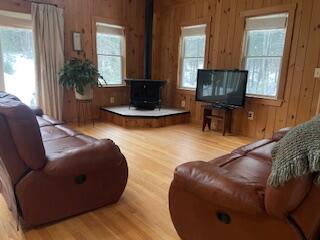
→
(100, 106, 190, 128)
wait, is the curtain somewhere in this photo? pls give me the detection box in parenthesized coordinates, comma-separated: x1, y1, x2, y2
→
(32, 3, 64, 120)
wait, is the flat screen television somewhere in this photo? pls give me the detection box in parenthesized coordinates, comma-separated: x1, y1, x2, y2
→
(196, 69, 248, 108)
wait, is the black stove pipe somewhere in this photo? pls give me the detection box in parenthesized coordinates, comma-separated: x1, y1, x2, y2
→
(144, 0, 153, 79)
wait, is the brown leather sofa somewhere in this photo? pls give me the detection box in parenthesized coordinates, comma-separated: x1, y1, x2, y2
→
(0, 92, 128, 227)
(169, 128, 320, 240)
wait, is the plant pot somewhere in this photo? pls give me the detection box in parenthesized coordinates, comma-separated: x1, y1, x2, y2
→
(75, 85, 93, 100)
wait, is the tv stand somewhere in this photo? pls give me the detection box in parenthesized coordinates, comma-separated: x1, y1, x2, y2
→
(210, 103, 235, 111)
(202, 104, 233, 136)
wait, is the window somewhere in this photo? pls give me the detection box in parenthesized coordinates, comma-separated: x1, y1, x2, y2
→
(0, 10, 36, 106)
(243, 13, 288, 99)
(96, 22, 125, 86)
(179, 24, 207, 89)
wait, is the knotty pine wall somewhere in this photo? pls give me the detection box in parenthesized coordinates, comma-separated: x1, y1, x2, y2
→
(153, 0, 320, 139)
(0, 0, 146, 122)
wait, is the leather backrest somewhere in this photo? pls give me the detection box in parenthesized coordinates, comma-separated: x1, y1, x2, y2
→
(0, 92, 46, 181)
(0, 115, 29, 184)
(265, 175, 313, 219)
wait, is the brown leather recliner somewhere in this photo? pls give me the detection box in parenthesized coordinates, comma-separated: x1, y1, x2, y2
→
(0, 92, 128, 227)
(169, 128, 320, 240)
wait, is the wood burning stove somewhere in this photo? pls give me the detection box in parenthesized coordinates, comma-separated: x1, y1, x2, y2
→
(125, 79, 166, 110)
(124, 1, 167, 111)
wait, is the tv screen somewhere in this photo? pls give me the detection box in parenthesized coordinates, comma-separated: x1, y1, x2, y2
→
(196, 69, 248, 107)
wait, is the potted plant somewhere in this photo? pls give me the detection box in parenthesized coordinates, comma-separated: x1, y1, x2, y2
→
(59, 58, 106, 100)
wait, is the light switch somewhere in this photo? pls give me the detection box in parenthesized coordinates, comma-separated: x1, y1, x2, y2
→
(314, 68, 320, 78)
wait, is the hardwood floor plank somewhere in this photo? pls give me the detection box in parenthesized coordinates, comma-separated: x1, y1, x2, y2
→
(0, 123, 253, 239)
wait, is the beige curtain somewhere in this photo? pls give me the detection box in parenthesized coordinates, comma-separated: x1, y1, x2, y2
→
(32, 3, 64, 120)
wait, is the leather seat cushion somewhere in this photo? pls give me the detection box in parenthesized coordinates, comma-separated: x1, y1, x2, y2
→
(55, 126, 80, 137)
(41, 126, 80, 142)
(246, 142, 276, 162)
(37, 116, 63, 128)
(210, 141, 276, 186)
(222, 156, 271, 185)
(37, 114, 98, 159)
(199, 141, 276, 214)
(40, 126, 69, 142)
(232, 139, 273, 155)
(44, 135, 97, 157)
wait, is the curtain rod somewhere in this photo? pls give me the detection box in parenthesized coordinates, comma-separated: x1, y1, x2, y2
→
(25, 1, 58, 7)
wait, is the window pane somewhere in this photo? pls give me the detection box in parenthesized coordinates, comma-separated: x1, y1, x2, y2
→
(247, 29, 285, 57)
(245, 27, 286, 98)
(268, 30, 286, 56)
(0, 27, 36, 106)
(245, 57, 282, 97)
(181, 58, 204, 89)
(98, 55, 122, 85)
(184, 36, 205, 58)
(181, 34, 206, 89)
(246, 31, 265, 56)
(97, 33, 122, 55)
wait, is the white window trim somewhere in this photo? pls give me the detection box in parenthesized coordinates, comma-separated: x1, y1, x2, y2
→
(0, 10, 32, 29)
(96, 22, 126, 87)
(179, 24, 207, 90)
(242, 13, 288, 99)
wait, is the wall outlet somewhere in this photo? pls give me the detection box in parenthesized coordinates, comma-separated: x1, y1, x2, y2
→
(248, 111, 254, 120)
(181, 100, 186, 108)
(110, 97, 115, 104)
(314, 68, 320, 78)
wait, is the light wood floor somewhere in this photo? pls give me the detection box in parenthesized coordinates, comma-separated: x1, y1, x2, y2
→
(0, 123, 253, 240)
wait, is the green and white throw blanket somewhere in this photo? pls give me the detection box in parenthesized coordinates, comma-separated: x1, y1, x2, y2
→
(268, 115, 320, 187)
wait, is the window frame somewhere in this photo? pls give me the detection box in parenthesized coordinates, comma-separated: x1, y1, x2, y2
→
(243, 15, 288, 99)
(0, 10, 36, 103)
(240, 4, 296, 105)
(93, 17, 127, 88)
(177, 18, 212, 92)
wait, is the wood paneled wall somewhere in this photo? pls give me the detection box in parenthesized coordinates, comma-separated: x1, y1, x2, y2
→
(153, 0, 320, 138)
(62, 0, 146, 122)
(0, 0, 146, 122)
(1, 0, 319, 137)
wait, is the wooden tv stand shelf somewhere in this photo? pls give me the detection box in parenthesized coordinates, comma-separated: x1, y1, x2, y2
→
(202, 104, 233, 136)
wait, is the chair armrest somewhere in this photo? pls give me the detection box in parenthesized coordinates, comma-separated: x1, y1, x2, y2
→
(30, 107, 44, 116)
(44, 139, 126, 177)
(173, 161, 266, 215)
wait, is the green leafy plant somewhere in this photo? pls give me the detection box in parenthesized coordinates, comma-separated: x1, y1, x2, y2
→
(59, 58, 106, 95)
